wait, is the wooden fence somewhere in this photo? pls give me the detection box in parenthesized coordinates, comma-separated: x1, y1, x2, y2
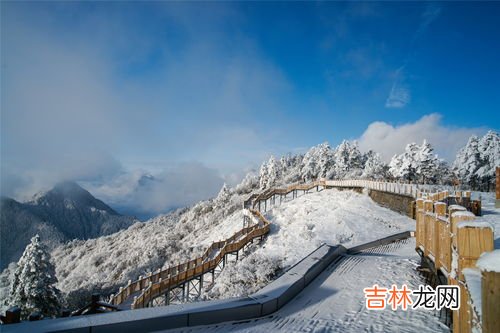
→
(110, 178, 491, 319)
(109, 209, 271, 309)
(415, 192, 497, 333)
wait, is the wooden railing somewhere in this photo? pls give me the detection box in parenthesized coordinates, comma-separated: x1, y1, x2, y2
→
(415, 192, 496, 333)
(109, 208, 270, 309)
(112, 179, 466, 309)
(245, 179, 421, 210)
(244, 180, 327, 209)
(113, 180, 330, 309)
(111, 178, 491, 321)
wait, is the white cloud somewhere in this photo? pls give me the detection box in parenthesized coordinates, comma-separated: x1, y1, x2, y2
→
(415, 3, 442, 39)
(1, 3, 291, 203)
(385, 65, 410, 108)
(82, 162, 224, 218)
(385, 3, 441, 109)
(357, 114, 488, 162)
(385, 82, 410, 108)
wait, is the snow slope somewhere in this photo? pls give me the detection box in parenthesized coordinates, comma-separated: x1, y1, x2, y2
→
(50, 187, 414, 308)
(472, 191, 500, 249)
(164, 238, 448, 333)
(205, 189, 415, 300)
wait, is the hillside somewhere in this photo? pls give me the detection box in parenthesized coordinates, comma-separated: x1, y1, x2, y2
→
(49, 185, 414, 309)
(0, 181, 136, 270)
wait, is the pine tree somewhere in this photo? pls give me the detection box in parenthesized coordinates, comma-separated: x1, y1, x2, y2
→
(436, 159, 453, 185)
(362, 151, 387, 179)
(477, 131, 500, 190)
(453, 136, 482, 189)
(259, 161, 269, 189)
(266, 156, 280, 187)
(416, 140, 439, 184)
(317, 142, 334, 179)
(332, 140, 350, 178)
(215, 183, 231, 207)
(348, 141, 363, 171)
(389, 153, 404, 180)
(301, 147, 319, 181)
(280, 156, 288, 175)
(7, 235, 60, 318)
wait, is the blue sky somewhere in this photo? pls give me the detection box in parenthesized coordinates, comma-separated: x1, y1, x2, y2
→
(1, 1, 499, 215)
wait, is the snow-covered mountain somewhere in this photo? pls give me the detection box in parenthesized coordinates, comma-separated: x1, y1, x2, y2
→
(0, 181, 136, 270)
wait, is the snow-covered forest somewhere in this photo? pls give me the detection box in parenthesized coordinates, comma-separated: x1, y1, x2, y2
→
(1, 131, 498, 318)
(258, 131, 499, 190)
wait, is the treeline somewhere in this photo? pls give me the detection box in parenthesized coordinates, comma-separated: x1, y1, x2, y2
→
(257, 131, 499, 191)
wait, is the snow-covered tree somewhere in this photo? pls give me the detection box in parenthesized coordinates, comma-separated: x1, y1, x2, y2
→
(416, 140, 439, 183)
(399, 143, 419, 182)
(477, 131, 500, 190)
(259, 161, 269, 190)
(235, 171, 259, 194)
(332, 140, 364, 179)
(282, 153, 303, 184)
(301, 147, 319, 181)
(7, 235, 60, 318)
(454, 131, 500, 190)
(362, 151, 387, 179)
(453, 135, 482, 189)
(389, 141, 440, 183)
(317, 143, 335, 179)
(266, 156, 281, 187)
(279, 156, 288, 175)
(215, 183, 231, 207)
(436, 159, 453, 185)
(388, 153, 403, 180)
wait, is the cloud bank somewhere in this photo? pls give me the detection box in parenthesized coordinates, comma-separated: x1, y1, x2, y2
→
(385, 3, 441, 109)
(357, 114, 488, 162)
(1, 3, 289, 205)
(81, 162, 225, 219)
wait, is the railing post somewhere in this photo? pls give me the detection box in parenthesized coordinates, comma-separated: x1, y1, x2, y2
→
(496, 167, 500, 208)
(433, 202, 446, 270)
(477, 250, 500, 333)
(450, 218, 494, 333)
(415, 199, 424, 251)
(455, 219, 493, 281)
(423, 200, 433, 257)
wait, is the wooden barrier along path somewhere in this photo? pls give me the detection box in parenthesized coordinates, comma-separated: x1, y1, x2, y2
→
(4, 177, 498, 333)
(108, 178, 493, 333)
(110, 209, 271, 309)
(415, 191, 497, 333)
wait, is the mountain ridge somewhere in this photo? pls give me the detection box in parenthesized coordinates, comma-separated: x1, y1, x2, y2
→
(0, 181, 136, 269)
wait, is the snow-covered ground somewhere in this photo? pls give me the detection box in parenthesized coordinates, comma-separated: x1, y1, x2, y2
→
(263, 189, 414, 265)
(205, 189, 415, 300)
(472, 191, 500, 249)
(164, 237, 449, 333)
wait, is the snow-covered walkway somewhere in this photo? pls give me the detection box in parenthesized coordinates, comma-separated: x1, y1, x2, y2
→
(162, 237, 449, 333)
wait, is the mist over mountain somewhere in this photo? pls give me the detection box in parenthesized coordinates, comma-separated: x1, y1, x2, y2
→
(0, 181, 136, 269)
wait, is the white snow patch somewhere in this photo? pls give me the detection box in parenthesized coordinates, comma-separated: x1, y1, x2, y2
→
(457, 221, 494, 231)
(462, 268, 482, 319)
(477, 250, 500, 273)
(451, 211, 475, 218)
(205, 189, 415, 301)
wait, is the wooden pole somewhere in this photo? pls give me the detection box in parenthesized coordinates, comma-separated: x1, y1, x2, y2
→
(423, 200, 433, 257)
(433, 202, 446, 269)
(415, 199, 424, 251)
(496, 167, 500, 208)
(477, 250, 500, 333)
(455, 220, 494, 281)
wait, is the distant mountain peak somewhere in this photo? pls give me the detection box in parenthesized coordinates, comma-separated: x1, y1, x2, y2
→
(1, 181, 136, 269)
(28, 181, 119, 216)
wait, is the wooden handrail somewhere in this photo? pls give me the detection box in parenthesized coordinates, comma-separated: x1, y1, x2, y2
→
(111, 179, 476, 310)
(110, 208, 271, 309)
